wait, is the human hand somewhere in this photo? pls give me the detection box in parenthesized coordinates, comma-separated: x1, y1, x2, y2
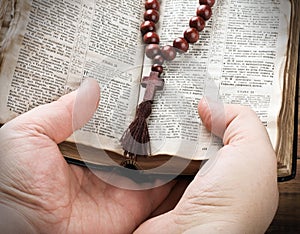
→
(136, 99, 279, 233)
(0, 78, 175, 234)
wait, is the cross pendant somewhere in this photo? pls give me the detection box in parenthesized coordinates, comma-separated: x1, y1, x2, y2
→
(141, 71, 164, 101)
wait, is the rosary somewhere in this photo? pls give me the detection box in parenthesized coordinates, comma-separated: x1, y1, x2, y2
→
(121, 0, 215, 160)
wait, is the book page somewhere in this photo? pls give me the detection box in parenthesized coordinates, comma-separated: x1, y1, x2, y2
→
(0, 0, 145, 153)
(141, 0, 291, 159)
(0, 0, 292, 162)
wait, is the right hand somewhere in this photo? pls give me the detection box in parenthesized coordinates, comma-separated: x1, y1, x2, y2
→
(136, 98, 279, 233)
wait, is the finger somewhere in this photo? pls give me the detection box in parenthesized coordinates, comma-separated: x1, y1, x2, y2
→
(198, 97, 270, 145)
(6, 78, 100, 143)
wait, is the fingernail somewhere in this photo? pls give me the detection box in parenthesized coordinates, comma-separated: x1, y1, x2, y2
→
(79, 78, 90, 89)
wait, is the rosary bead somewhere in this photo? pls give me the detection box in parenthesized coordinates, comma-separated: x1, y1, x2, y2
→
(143, 32, 160, 44)
(144, 9, 160, 23)
(189, 16, 205, 31)
(173, 37, 189, 53)
(153, 55, 165, 65)
(199, 0, 215, 7)
(145, 44, 161, 59)
(145, 0, 160, 11)
(161, 45, 177, 61)
(196, 5, 212, 21)
(184, 28, 199, 43)
(140, 21, 156, 35)
(151, 64, 164, 76)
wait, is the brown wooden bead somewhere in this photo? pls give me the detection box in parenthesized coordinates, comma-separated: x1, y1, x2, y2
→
(196, 5, 212, 21)
(145, 44, 161, 59)
(199, 0, 215, 7)
(173, 37, 189, 53)
(145, 0, 160, 11)
(140, 21, 156, 35)
(152, 64, 164, 76)
(143, 32, 160, 44)
(144, 9, 160, 23)
(161, 45, 177, 61)
(189, 16, 205, 31)
(153, 55, 165, 65)
(184, 28, 199, 43)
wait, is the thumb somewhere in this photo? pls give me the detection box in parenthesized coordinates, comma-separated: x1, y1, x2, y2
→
(5, 78, 100, 144)
(198, 97, 270, 146)
(197, 97, 226, 138)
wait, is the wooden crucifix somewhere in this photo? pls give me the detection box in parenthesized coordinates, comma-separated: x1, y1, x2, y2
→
(120, 71, 164, 159)
(141, 71, 164, 101)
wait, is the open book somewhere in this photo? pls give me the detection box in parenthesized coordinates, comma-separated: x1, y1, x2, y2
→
(0, 0, 299, 180)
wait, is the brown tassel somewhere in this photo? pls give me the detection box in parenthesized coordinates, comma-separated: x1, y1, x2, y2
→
(121, 100, 152, 158)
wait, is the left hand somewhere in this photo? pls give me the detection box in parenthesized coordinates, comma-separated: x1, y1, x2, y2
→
(0, 78, 175, 234)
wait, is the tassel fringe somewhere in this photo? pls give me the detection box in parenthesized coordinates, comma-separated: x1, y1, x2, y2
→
(121, 100, 152, 157)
